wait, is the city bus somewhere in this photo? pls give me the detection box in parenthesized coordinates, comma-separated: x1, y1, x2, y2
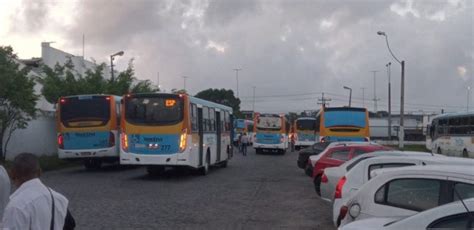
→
(120, 93, 233, 176)
(233, 119, 254, 145)
(317, 107, 370, 142)
(253, 113, 288, 154)
(57, 94, 121, 169)
(293, 117, 318, 150)
(428, 112, 474, 158)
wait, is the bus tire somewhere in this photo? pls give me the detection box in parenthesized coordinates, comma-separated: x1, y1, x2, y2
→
(84, 159, 102, 170)
(314, 175, 322, 196)
(463, 149, 469, 158)
(437, 147, 442, 155)
(147, 166, 165, 176)
(199, 152, 210, 176)
(220, 160, 228, 168)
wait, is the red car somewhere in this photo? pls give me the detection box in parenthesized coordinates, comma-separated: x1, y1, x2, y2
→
(310, 143, 391, 195)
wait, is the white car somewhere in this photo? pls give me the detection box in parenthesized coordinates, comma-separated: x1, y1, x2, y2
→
(341, 198, 474, 229)
(332, 155, 474, 227)
(337, 165, 474, 227)
(320, 151, 441, 204)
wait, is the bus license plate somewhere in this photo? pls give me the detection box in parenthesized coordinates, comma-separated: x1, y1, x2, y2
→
(80, 152, 92, 156)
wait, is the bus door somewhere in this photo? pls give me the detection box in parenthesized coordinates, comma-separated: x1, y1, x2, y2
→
(198, 107, 204, 166)
(216, 111, 222, 162)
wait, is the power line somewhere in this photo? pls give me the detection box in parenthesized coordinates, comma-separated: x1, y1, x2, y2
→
(317, 92, 332, 107)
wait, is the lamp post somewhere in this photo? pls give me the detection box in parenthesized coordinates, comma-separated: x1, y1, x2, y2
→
(182, 76, 189, 91)
(468, 86, 471, 111)
(386, 62, 392, 140)
(377, 31, 405, 149)
(110, 51, 124, 82)
(343, 86, 352, 107)
(233, 68, 242, 97)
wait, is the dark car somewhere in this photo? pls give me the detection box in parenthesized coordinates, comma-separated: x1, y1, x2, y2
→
(297, 142, 331, 170)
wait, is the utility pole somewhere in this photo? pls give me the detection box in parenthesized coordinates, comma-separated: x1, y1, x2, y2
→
(252, 86, 256, 112)
(468, 86, 471, 111)
(157, 72, 160, 91)
(370, 70, 380, 112)
(233, 68, 242, 97)
(182, 76, 189, 91)
(361, 87, 366, 108)
(386, 62, 392, 140)
(317, 92, 332, 108)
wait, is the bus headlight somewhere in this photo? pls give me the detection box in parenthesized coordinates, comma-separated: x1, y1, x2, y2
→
(179, 129, 187, 152)
(121, 133, 128, 152)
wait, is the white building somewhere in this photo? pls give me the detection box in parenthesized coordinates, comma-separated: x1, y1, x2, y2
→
(4, 43, 108, 159)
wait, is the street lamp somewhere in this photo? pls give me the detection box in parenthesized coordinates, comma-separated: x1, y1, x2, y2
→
(343, 86, 352, 107)
(110, 51, 124, 82)
(467, 86, 471, 111)
(386, 62, 392, 140)
(233, 68, 242, 97)
(377, 31, 405, 149)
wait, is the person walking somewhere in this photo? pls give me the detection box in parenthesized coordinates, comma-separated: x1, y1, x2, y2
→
(0, 163, 10, 222)
(241, 133, 249, 156)
(237, 132, 243, 154)
(2, 153, 76, 230)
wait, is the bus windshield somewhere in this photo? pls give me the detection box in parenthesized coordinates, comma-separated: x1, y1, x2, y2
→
(296, 119, 316, 131)
(125, 95, 183, 125)
(324, 109, 366, 128)
(257, 115, 281, 130)
(60, 96, 110, 127)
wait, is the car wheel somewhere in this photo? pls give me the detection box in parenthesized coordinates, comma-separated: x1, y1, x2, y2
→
(314, 175, 322, 196)
(305, 165, 313, 177)
(463, 149, 469, 158)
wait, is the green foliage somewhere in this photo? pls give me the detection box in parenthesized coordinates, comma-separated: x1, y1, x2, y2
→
(195, 88, 241, 116)
(0, 46, 38, 161)
(38, 58, 158, 104)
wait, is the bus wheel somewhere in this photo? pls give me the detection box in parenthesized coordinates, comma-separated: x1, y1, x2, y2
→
(199, 153, 210, 176)
(220, 160, 228, 168)
(463, 149, 469, 158)
(147, 166, 165, 176)
(84, 159, 102, 170)
(437, 147, 442, 155)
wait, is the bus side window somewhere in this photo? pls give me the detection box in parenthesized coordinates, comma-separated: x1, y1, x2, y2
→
(224, 111, 230, 132)
(116, 102, 121, 126)
(203, 107, 210, 132)
(191, 103, 198, 132)
(209, 108, 215, 132)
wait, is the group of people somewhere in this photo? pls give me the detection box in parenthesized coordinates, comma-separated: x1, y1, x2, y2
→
(236, 132, 250, 156)
(0, 153, 75, 230)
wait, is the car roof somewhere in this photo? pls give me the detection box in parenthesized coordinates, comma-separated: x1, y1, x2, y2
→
(365, 155, 474, 165)
(328, 141, 380, 147)
(371, 165, 474, 178)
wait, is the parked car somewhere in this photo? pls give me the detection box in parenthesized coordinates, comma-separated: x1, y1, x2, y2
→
(320, 151, 441, 204)
(341, 198, 474, 229)
(337, 165, 474, 227)
(296, 141, 331, 169)
(331, 155, 474, 227)
(310, 142, 391, 195)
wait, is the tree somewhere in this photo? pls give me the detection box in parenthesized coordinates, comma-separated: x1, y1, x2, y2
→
(0, 46, 38, 161)
(195, 88, 241, 116)
(38, 58, 158, 105)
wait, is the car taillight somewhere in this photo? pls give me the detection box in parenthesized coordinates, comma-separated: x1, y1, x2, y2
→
(58, 134, 64, 149)
(109, 132, 115, 147)
(179, 129, 187, 152)
(334, 176, 347, 199)
(321, 172, 328, 183)
(337, 205, 349, 226)
(121, 133, 128, 152)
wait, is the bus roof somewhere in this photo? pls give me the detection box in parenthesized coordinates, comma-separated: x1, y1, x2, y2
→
(296, 117, 316, 121)
(63, 94, 121, 98)
(323, 106, 366, 112)
(431, 111, 474, 120)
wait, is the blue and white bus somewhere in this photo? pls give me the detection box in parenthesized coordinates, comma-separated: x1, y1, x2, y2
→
(253, 113, 289, 154)
(233, 119, 254, 145)
(293, 117, 318, 150)
(120, 93, 233, 176)
(57, 94, 121, 169)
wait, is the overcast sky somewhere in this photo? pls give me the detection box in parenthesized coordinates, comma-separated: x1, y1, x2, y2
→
(0, 0, 472, 114)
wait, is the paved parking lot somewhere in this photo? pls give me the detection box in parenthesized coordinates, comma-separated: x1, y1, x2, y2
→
(43, 148, 335, 229)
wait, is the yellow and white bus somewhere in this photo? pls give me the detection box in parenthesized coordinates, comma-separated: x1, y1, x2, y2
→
(120, 93, 233, 176)
(253, 113, 289, 154)
(317, 107, 370, 142)
(57, 94, 121, 169)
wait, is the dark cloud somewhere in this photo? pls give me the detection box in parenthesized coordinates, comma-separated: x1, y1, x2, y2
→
(13, 0, 473, 113)
(10, 0, 49, 33)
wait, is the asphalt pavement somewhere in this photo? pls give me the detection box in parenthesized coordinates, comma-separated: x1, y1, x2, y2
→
(42, 148, 335, 230)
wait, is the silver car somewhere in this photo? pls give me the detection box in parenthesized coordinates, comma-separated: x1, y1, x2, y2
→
(338, 165, 474, 227)
(341, 198, 474, 229)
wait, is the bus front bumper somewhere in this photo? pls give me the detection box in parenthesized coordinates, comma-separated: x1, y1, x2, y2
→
(253, 143, 286, 150)
(58, 147, 118, 159)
